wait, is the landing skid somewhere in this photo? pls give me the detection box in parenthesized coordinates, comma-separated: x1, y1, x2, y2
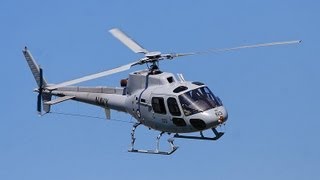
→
(174, 128, 224, 141)
(129, 123, 179, 155)
(128, 139, 179, 155)
(128, 123, 224, 155)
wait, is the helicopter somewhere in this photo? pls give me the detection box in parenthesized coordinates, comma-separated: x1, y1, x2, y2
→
(23, 28, 301, 155)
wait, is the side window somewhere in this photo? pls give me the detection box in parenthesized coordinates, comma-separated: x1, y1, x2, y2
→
(152, 97, 166, 114)
(167, 97, 181, 116)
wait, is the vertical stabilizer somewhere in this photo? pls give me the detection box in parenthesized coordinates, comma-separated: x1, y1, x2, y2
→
(22, 47, 47, 87)
(22, 47, 51, 114)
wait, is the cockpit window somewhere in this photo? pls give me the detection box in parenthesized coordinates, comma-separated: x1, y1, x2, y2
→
(167, 97, 181, 116)
(179, 87, 220, 116)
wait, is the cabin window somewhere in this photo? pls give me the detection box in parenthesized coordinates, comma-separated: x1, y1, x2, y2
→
(167, 97, 181, 116)
(192, 81, 205, 86)
(173, 86, 188, 93)
(167, 76, 174, 83)
(152, 97, 166, 114)
(172, 118, 186, 126)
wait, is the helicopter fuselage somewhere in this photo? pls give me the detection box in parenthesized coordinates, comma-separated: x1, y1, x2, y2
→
(51, 69, 228, 133)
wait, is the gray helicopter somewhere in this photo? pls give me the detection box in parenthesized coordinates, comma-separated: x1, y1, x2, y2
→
(23, 28, 300, 155)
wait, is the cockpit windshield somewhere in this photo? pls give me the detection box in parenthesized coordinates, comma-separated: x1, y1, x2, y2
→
(179, 87, 221, 116)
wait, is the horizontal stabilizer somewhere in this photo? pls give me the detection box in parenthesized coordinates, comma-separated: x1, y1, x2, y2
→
(44, 96, 75, 105)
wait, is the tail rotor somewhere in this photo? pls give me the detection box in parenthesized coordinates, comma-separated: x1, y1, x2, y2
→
(22, 47, 51, 115)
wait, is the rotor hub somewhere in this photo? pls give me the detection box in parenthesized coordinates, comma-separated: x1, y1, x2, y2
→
(145, 51, 162, 59)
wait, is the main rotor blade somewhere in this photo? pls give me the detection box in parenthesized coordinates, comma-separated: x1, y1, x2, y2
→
(194, 40, 302, 55)
(47, 61, 139, 90)
(165, 40, 301, 59)
(109, 28, 148, 54)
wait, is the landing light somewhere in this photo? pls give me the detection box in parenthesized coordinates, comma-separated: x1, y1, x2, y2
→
(218, 116, 224, 123)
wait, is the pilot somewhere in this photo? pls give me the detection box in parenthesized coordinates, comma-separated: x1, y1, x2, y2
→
(179, 93, 193, 116)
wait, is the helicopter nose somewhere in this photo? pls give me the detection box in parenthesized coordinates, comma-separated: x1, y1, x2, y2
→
(217, 107, 228, 124)
(189, 107, 228, 131)
(205, 106, 228, 127)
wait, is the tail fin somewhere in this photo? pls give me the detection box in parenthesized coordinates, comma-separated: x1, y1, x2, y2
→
(22, 47, 48, 87)
(22, 47, 51, 114)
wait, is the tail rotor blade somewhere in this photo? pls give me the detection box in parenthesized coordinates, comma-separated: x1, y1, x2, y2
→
(39, 68, 43, 88)
(37, 93, 42, 114)
(37, 68, 44, 114)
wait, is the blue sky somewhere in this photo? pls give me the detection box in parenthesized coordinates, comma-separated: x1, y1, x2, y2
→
(1, 0, 319, 179)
